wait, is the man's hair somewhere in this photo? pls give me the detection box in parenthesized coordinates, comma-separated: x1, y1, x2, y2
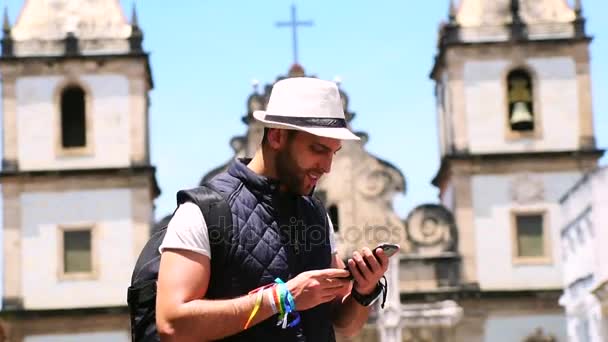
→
(261, 127, 297, 146)
(261, 127, 271, 145)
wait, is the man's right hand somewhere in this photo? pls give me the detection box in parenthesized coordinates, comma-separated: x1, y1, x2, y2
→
(286, 268, 351, 311)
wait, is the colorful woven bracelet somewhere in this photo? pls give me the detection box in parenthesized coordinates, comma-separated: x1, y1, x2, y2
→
(243, 283, 275, 330)
(243, 288, 265, 330)
(272, 284, 284, 318)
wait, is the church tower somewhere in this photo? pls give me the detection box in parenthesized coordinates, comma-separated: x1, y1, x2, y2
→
(0, 0, 158, 339)
(428, 0, 603, 340)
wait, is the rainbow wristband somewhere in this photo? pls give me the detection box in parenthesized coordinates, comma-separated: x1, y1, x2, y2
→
(243, 283, 275, 330)
(274, 278, 296, 310)
(283, 299, 301, 328)
(273, 278, 301, 328)
(243, 288, 264, 330)
(284, 286, 296, 312)
(273, 285, 284, 318)
(278, 284, 286, 315)
(274, 279, 288, 313)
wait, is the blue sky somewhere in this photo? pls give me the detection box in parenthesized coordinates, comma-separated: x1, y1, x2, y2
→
(2, 0, 607, 224)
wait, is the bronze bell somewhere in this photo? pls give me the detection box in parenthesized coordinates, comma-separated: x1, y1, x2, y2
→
(510, 101, 534, 131)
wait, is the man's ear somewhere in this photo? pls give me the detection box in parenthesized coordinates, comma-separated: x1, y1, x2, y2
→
(266, 128, 287, 150)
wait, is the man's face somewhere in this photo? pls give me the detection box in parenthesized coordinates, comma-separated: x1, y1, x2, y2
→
(274, 130, 342, 195)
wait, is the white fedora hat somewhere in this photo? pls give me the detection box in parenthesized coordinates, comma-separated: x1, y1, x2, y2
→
(253, 77, 360, 141)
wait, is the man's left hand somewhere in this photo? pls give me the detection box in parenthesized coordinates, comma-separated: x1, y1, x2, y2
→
(346, 247, 389, 295)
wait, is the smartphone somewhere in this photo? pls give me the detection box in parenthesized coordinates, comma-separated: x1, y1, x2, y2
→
(374, 243, 400, 258)
(342, 243, 400, 279)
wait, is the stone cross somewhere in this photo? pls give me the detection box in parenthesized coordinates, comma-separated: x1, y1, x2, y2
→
(275, 4, 313, 65)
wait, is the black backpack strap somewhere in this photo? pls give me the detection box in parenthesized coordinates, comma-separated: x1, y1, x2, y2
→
(176, 182, 233, 278)
(127, 183, 232, 342)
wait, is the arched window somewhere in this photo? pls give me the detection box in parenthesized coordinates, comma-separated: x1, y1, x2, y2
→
(60, 86, 86, 148)
(507, 69, 534, 132)
(328, 204, 339, 232)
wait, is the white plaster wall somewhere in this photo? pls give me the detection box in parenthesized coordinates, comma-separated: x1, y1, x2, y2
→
(560, 177, 592, 228)
(472, 171, 582, 290)
(588, 299, 607, 342)
(591, 168, 608, 282)
(462, 57, 579, 153)
(559, 167, 608, 289)
(20, 189, 134, 309)
(560, 168, 608, 342)
(562, 229, 594, 289)
(566, 298, 604, 342)
(562, 280, 602, 342)
(559, 178, 595, 288)
(16, 74, 131, 170)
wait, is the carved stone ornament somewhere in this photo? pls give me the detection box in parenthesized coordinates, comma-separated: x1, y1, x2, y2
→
(357, 168, 393, 198)
(405, 204, 457, 253)
(510, 173, 544, 204)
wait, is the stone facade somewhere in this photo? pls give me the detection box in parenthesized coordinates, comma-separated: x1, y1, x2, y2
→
(9, 0, 134, 57)
(453, 0, 577, 42)
(432, 39, 596, 155)
(431, 0, 602, 289)
(0, 1, 157, 341)
(471, 171, 580, 290)
(0, 56, 153, 172)
(425, 1, 604, 341)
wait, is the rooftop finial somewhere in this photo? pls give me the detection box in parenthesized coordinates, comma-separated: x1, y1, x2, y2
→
(573, 0, 586, 37)
(510, 0, 526, 41)
(574, 0, 583, 17)
(131, 2, 139, 28)
(129, 2, 143, 53)
(3, 6, 10, 34)
(334, 76, 342, 86)
(1, 6, 13, 56)
(510, 0, 521, 23)
(448, 0, 457, 23)
(251, 79, 260, 93)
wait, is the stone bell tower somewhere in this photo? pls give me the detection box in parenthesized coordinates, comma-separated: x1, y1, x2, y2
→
(426, 0, 604, 340)
(0, 1, 158, 340)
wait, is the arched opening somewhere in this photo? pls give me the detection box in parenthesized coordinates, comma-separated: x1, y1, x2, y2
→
(507, 69, 534, 132)
(60, 85, 87, 148)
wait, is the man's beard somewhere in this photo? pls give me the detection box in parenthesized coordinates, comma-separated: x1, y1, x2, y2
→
(275, 147, 308, 195)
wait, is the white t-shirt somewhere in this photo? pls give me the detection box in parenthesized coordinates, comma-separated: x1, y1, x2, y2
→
(159, 202, 338, 258)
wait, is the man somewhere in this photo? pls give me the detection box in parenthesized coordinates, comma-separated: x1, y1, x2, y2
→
(156, 77, 391, 341)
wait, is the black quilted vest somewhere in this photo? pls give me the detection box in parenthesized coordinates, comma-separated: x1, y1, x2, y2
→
(178, 158, 335, 341)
